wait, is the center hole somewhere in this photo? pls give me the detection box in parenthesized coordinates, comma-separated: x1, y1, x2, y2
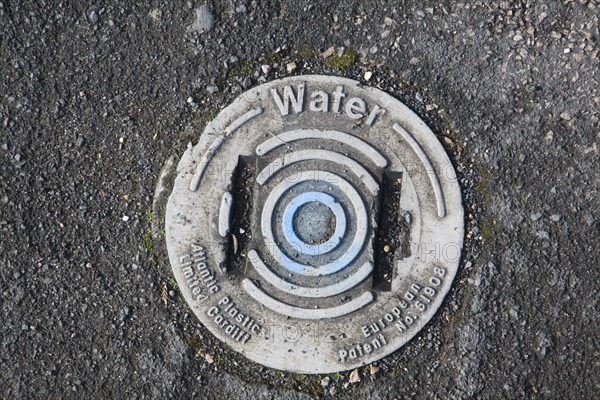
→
(293, 201, 337, 244)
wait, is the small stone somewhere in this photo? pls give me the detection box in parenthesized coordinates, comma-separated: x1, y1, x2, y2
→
(122, 215, 130, 222)
(364, 71, 373, 81)
(206, 85, 219, 93)
(229, 55, 239, 64)
(560, 112, 571, 121)
(321, 46, 335, 58)
(369, 364, 380, 375)
(88, 10, 98, 24)
(348, 368, 360, 383)
(549, 214, 561, 222)
(261, 64, 271, 75)
(513, 34, 523, 41)
(536, 230, 550, 240)
(204, 353, 214, 364)
(286, 62, 297, 74)
(563, 48, 571, 54)
(530, 212, 543, 221)
(76, 136, 84, 147)
(232, 234, 238, 254)
(320, 376, 330, 387)
(242, 77, 253, 89)
(187, 96, 194, 104)
(383, 244, 391, 253)
(1, 143, 7, 151)
(415, 92, 424, 102)
(188, 4, 215, 34)
(584, 213, 595, 226)
(149, 8, 162, 21)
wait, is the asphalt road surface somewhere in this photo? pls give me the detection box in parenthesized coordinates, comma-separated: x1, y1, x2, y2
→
(1, 1, 598, 399)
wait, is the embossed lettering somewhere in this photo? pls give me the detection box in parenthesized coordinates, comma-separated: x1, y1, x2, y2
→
(338, 334, 388, 362)
(345, 97, 366, 119)
(331, 85, 346, 113)
(272, 84, 305, 115)
(309, 90, 329, 112)
(395, 315, 417, 333)
(434, 266, 446, 277)
(365, 104, 386, 125)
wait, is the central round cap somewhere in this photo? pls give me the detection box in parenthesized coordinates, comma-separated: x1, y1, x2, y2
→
(293, 201, 336, 244)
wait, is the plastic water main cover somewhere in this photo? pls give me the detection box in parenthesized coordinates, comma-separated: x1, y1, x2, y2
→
(164, 75, 464, 373)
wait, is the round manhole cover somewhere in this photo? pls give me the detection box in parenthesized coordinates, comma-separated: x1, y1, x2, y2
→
(165, 75, 464, 373)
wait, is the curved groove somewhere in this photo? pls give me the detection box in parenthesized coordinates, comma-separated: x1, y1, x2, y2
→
(256, 129, 388, 168)
(256, 149, 380, 195)
(189, 137, 223, 191)
(226, 106, 263, 136)
(247, 250, 373, 298)
(189, 107, 263, 191)
(393, 123, 446, 218)
(242, 278, 374, 319)
(218, 192, 233, 237)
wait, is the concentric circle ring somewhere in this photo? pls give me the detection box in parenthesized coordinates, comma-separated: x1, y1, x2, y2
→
(261, 170, 368, 276)
(281, 191, 347, 257)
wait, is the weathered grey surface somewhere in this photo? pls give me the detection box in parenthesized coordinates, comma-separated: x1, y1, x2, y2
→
(0, 0, 598, 398)
(165, 76, 463, 373)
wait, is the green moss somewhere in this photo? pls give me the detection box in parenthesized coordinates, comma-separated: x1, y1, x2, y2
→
(169, 277, 178, 290)
(298, 46, 320, 60)
(323, 48, 358, 69)
(474, 163, 492, 198)
(228, 60, 256, 78)
(186, 334, 200, 349)
(262, 51, 285, 66)
(143, 229, 154, 253)
(481, 218, 497, 243)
